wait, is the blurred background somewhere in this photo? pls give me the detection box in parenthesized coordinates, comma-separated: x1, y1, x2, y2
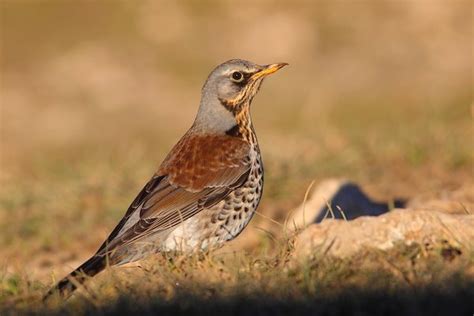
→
(0, 0, 472, 280)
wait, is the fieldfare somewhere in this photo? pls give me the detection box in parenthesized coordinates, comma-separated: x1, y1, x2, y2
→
(44, 59, 287, 300)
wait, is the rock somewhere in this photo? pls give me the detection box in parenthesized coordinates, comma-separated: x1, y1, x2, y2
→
(292, 208, 474, 261)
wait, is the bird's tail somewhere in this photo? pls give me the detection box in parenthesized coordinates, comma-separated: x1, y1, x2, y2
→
(43, 255, 106, 302)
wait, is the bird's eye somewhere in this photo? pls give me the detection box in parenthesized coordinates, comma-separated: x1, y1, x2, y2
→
(231, 71, 244, 82)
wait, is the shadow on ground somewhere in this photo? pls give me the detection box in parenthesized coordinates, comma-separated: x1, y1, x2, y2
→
(105, 284, 473, 316)
(4, 276, 473, 316)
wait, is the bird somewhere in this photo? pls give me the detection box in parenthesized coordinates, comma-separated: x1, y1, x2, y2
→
(43, 59, 288, 301)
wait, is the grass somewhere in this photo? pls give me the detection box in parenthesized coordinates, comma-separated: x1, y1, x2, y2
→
(1, 102, 472, 309)
(0, 87, 471, 315)
(1, 239, 472, 315)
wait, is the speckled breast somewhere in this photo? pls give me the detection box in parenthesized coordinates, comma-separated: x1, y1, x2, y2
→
(162, 145, 263, 252)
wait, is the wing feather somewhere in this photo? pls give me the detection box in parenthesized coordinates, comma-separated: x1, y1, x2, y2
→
(96, 133, 251, 256)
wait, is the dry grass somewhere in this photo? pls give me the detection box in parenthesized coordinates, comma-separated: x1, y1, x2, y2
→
(0, 1, 472, 314)
(2, 241, 473, 315)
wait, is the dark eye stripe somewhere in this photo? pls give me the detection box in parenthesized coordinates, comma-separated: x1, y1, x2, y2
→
(232, 72, 253, 86)
(243, 72, 253, 81)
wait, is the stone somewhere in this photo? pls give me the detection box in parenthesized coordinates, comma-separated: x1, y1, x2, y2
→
(292, 208, 474, 261)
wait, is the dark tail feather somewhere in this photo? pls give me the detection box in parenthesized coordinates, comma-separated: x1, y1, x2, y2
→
(43, 255, 106, 302)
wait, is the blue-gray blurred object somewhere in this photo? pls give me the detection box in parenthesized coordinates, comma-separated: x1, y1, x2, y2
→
(314, 182, 405, 223)
(289, 179, 406, 230)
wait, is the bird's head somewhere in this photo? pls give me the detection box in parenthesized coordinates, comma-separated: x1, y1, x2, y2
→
(195, 59, 288, 133)
(206, 59, 288, 111)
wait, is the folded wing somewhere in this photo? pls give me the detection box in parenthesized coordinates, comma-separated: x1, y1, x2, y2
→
(96, 133, 251, 256)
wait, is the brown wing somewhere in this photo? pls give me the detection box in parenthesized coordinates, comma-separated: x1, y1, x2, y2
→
(97, 133, 251, 255)
(95, 175, 165, 253)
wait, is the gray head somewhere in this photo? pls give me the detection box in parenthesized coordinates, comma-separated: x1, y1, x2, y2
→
(192, 59, 288, 133)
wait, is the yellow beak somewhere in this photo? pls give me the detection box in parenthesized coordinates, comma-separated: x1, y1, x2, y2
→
(252, 62, 289, 80)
